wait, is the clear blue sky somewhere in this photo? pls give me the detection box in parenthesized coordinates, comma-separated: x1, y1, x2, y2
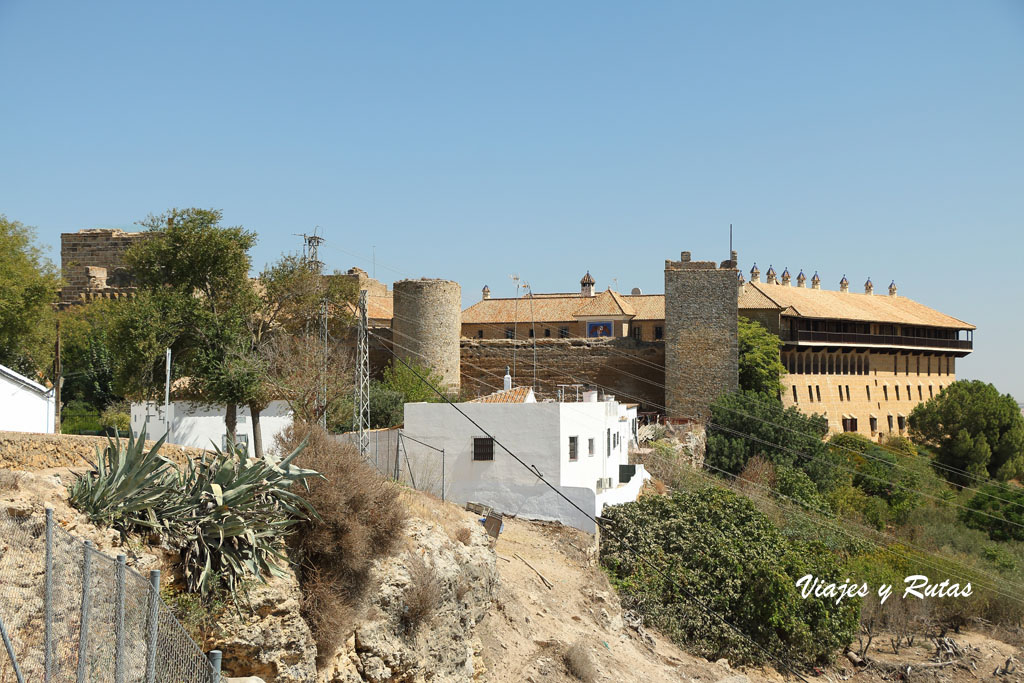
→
(2, 1, 1022, 401)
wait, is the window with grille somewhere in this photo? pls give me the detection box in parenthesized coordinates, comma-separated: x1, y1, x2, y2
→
(569, 436, 578, 461)
(473, 437, 494, 461)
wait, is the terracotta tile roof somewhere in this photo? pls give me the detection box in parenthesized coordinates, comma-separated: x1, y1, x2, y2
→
(741, 282, 975, 329)
(575, 289, 636, 317)
(343, 294, 394, 322)
(468, 386, 535, 403)
(462, 291, 665, 324)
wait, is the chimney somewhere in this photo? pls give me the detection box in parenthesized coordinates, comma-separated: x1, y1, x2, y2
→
(482, 285, 490, 300)
(781, 267, 791, 286)
(839, 275, 849, 293)
(737, 271, 746, 295)
(811, 271, 821, 290)
(750, 263, 760, 283)
(796, 270, 806, 288)
(766, 265, 777, 285)
(864, 278, 873, 295)
(580, 271, 595, 297)
(889, 280, 898, 297)
(503, 366, 512, 391)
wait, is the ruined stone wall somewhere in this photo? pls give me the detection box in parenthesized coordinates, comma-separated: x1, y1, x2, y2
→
(664, 251, 739, 420)
(392, 279, 461, 392)
(60, 229, 145, 304)
(459, 338, 665, 410)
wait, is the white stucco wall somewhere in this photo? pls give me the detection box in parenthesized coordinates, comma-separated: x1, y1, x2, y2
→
(401, 398, 643, 532)
(0, 367, 55, 434)
(131, 400, 293, 454)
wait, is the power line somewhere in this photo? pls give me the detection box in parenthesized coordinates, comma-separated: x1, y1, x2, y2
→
(369, 329, 811, 681)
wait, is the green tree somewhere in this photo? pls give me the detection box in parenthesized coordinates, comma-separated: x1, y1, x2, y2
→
(909, 380, 1024, 483)
(601, 487, 859, 666)
(0, 215, 60, 376)
(737, 316, 785, 396)
(961, 483, 1024, 542)
(59, 298, 122, 410)
(706, 391, 845, 493)
(111, 208, 258, 447)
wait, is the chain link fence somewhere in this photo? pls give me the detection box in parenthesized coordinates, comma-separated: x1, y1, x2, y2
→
(0, 508, 221, 682)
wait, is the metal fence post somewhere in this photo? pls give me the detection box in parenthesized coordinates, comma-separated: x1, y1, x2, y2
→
(114, 554, 127, 683)
(206, 649, 222, 682)
(0, 612, 25, 683)
(76, 541, 94, 683)
(145, 570, 161, 682)
(44, 507, 53, 682)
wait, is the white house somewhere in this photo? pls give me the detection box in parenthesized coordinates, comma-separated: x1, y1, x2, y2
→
(401, 383, 648, 533)
(0, 364, 56, 434)
(130, 400, 294, 454)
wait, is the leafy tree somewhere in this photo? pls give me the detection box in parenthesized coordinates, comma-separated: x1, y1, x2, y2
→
(706, 391, 845, 493)
(828, 433, 922, 525)
(909, 380, 1024, 484)
(737, 316, 785, 396)
(380, 359, 449, 405)
(961, 483, 1024, 542)
(59, 298, 122, 409)
(601, 487, 859, 666)
(0, 215, 60, 376)
(111, 208, 258, 446)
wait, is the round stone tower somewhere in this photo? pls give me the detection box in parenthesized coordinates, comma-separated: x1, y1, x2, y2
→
(392, 278, 462, 393)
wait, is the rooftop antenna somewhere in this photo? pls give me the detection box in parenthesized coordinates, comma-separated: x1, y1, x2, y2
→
(730, 224, 733, 254)
(509, 274, 520, 381)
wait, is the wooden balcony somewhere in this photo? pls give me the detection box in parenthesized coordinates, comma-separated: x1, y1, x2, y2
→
(789, 330, 972, 352)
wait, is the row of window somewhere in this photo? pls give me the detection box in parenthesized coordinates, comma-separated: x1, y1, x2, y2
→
(783, 352, 953, 377)
(840, 415, 908, 434)
(473, 433, 622, 462)
(792, 383, 944, 404)
(481, 325, 666, 341)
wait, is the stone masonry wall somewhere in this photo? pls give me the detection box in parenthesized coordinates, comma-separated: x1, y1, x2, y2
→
(664, 251, 739, 420)
(392, 279, 462, 392)
(60, 229, 145, 304)
(460, 337, 665, 410)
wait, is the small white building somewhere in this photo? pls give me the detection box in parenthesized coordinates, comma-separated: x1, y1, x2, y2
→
(130, 400, 293, 454)
(0, 364, 56, 434)
(401, 383, 648, 533)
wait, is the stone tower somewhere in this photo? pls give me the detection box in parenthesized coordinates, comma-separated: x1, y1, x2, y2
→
(664, 250, 739, 421)
(392, 278, 462, 393)
(60, 229, 145, 304)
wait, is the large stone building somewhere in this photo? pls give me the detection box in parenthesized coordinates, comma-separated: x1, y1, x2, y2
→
(738, 265, 973, 438)
(454, 259, 974, 439)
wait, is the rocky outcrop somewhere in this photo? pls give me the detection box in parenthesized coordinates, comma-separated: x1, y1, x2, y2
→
(211, 567, 318, 683)
(319, 519, 498, 682)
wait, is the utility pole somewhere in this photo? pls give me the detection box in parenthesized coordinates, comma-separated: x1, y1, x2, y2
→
(297, 229, 329, 427)
(53, 319, 61, 433)
(509, 274, 520, 381)
(165, 348, 172, 442)
(355, 289, 370, 457)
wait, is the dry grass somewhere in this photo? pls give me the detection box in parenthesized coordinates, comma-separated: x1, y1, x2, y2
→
(454, 526, 472, 545)
(402, 553, 441, 633)
(737, 455, 776, 494)
(564, 640, 598, 682)
(277, 423, 407, 663)
(0, 470, 21, 491)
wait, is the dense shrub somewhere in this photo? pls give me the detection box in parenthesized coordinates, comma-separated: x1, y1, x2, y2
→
(706, 391, 846, 493)
(961, 483, 1024, 542)
(279, 423, 407, 660)
(563, 641, 598, 682)
(829, 433, 923, 525)
(401, 553, 441, 634)
(61, 399, 103, 434)
(600, 487, 859, 667)
(774, 464, 829, 513)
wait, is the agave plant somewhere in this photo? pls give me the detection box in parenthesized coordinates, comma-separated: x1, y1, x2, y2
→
(68, 427, 176, 531)
(68, 428, 321, 598)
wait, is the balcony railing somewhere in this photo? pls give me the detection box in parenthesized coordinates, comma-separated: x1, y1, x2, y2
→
(789, 330, 972, 350)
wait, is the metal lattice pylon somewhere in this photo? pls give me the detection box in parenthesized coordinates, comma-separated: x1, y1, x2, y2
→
(355, 289, 370, 457)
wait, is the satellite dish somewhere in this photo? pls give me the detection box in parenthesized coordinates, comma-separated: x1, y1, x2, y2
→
(630, 287, 642, 295)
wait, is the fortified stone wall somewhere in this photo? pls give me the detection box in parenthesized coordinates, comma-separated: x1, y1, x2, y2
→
(392, 279, 462, 392)
(60, 229, 145, 304)
(459, 338, 665, 410)
(664, 251, 739, 420)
